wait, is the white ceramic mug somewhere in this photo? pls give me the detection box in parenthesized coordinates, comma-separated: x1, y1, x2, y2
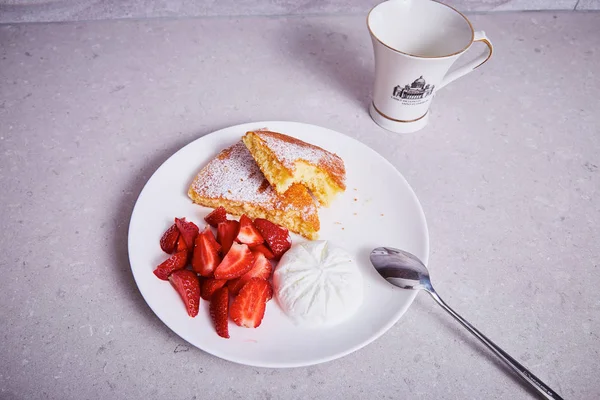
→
(367, 0, 493, 133)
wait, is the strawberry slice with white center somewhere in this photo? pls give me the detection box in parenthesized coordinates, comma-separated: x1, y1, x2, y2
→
(213, 242, 254, 280)
(230, 278, 272, 328)
(175, 217, 199, 250)
(249, 243, 275, 260)
(217, 220, 239, 255)
(192, 227, 221, 277)
(210, 286, 230, 339)
(204, 227, 222, 254)
(168, 269, 200, 317)
(253, 218, 292, 260)
(227, 251, 273, 296)
(159, 223, 179, 254)
(153, 250, 188, 280)
(235, 215, 264, 246)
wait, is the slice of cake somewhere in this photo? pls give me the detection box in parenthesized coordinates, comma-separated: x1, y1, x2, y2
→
(187, 141, 320, 240)
(242, 130, 346, 206)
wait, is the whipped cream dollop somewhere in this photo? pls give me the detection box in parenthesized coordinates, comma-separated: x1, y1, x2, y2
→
(273, 240, 364, 327)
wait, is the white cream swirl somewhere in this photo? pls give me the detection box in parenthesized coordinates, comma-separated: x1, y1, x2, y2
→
(273, 241, 363, 327)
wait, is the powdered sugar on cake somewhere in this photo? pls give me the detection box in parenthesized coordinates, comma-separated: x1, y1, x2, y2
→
(255, 131, 346, 187)
(190, 141, 317, 217)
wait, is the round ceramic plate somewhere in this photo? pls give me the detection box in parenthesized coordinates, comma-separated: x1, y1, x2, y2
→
(128, 121, 429, 368)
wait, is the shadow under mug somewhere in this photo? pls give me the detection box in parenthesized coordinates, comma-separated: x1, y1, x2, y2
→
(367, 0, 493, 133)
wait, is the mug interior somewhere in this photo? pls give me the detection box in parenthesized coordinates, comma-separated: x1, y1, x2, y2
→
(368, 0, 473, 58)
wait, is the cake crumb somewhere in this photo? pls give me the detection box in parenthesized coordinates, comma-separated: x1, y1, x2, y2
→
(341, 227, 345, 230)
(334, 221, 342, 225)
(380, 213, 384, 216)
(353, 212, 357, 216)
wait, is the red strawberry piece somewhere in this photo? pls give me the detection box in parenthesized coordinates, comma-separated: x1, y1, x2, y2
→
(175, 235, 193, 263)
(235, 215, 264, 246)
(160, 223, 180, 254)
(210, 286, 230, 339)
(213, 242, 254, 280)
(175, 235, 187, 253)
(230, 278, 272, 328)
(200, 278, 228, 301)
(249, 243, 275, 260)
(205, 227, 222, 253)
(175, 217, 199, 250)
(253, 218, 292, 260)
(168, 269, 200, 317)
(227, 251, 273, 296)
(204, 206, 228, 228)
(227, 278, 245, 296)
(192, 228, 221, 277)
(217, 220, 239, 255)
(153, 250, 188, 280)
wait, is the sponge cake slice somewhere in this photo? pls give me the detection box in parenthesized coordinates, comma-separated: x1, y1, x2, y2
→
(187, 140, 320, 240)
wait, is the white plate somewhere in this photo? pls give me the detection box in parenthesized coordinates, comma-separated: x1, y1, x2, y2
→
(128, 121, 429, 368)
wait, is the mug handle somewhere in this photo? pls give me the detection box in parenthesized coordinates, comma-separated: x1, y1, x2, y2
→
(437, 31, 493, 90)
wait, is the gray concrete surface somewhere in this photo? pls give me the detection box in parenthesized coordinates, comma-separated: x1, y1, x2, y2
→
(1, 10, 599, 400)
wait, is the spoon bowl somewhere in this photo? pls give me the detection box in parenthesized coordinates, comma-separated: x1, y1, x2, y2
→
(370, 247, 432, 291)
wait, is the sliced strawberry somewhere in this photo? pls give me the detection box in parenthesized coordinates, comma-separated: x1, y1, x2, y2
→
(192, 228, 221, 277)
(210, 286, 230, 339)
(213, 242, 254, 280)
(227, 252, 273, 295)
(169, 269, 200, 317)
(253, 218, 292, 260)
(235, 215, 264, 246)
(205, 227, 222, 253)
(160, 223, 180, 254)
(227, 278, 245, 296)
(200, 278, 228, 301)
(230, 278, 272, 328)
(175, 235, 187, 252)
(175, 217, 199, 250)
(217, 220, 240, 255)
(153, 250, 188, 280)
(249, 243, 275, 260)
(205, 206, 227, 228)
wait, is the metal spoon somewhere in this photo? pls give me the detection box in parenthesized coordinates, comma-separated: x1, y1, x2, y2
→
(370, 247, 563, 400)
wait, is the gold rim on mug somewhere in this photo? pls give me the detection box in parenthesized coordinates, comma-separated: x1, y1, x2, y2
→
(474, 37, 493, 68)
(371, 102, 429, 123)
(366, 0, 475, 59)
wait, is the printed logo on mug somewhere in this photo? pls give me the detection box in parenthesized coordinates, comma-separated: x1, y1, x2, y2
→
(367, 0, 493, 133)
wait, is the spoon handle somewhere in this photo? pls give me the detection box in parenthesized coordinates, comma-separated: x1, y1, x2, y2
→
(426, 290, 563, 400)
